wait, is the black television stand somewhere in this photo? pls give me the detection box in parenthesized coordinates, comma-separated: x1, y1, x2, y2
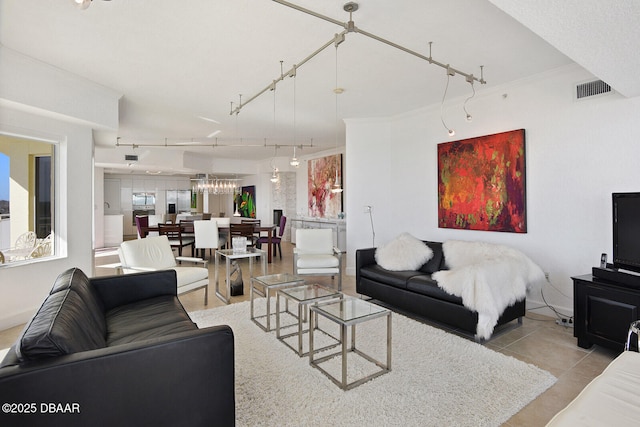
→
(573, 272, 640, 350)
(592, 265, 640, 290)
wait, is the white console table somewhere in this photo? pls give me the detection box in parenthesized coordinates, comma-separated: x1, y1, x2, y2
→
(290, 217, 346, 251)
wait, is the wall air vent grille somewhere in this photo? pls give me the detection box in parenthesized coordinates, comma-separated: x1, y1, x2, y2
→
(124, 154, 138, 161)
(576, 79, 612, 100)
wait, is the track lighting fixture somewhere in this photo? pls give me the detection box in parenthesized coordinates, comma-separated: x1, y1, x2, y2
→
(231, 1, 486, 117)
(463, 70, 478, 122)
(441, 68, 455, 137)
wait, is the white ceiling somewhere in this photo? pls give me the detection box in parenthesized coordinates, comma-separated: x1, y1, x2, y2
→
(1, 0, 636, 176)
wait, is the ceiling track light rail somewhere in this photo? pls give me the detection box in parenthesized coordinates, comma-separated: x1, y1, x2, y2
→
(229, 1, 487, 117)
(115, 136, 314, 150)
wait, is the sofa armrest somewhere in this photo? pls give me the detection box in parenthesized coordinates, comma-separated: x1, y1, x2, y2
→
(0, 325, 235, 427)
(356, 247, 377, 286)
(90, 270, 178, 311)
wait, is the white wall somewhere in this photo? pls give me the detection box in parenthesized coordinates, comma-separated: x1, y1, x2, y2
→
(345, 64, 640, 317)
(0, 46, 120, 330)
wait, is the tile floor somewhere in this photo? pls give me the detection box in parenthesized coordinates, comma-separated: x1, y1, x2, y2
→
(1, 241, 619, 426)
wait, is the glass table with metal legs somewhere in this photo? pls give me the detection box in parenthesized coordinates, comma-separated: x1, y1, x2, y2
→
(309, 297, 392, 390)
(276, 283, 342, 357)
(214, 247, 266, 304)
(250, 273, 304, 331)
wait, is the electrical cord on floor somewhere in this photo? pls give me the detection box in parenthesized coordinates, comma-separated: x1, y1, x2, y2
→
(525, 277, 574, 323)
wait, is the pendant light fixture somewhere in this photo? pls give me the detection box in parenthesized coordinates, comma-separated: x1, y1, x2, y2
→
(290, 64, 300, 168)
(440, 66, 455, 137)
(331, 34, 344, 194)
(290, 146, 300, 167)
(270, 146, 280, 184)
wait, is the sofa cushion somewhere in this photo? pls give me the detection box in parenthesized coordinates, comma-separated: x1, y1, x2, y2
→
(105, 295, 197, 346)
(406, 275, 464, 305)
(419, 241, 445, 274)
(49, 267, 106, 337)
(360, 265, 423, 289)
(16, 269, 108, 361)
(375, 233, 433, 271)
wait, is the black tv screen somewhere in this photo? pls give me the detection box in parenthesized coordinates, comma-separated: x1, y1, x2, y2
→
(613, 192, 640, 273)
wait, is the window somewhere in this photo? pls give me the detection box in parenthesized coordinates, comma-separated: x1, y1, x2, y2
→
(0, 135, 55, 265)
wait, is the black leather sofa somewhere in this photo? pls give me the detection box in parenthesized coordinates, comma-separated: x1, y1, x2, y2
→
(0, 268, 234, 427)
(356, 241, 525, 337)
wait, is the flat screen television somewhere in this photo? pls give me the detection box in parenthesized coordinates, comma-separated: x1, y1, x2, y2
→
(613, 192, 640, 274)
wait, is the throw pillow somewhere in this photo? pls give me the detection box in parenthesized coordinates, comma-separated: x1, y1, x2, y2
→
(375, 233, 434, 271)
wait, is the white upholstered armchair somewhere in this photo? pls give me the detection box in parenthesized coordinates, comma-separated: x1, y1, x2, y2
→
(117, 235, 209, 304)
(293, 228, 343, 291)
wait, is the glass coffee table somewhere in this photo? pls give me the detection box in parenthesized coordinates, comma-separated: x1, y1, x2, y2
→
(309, 297, 392, 390)
(276, 284, 342, 357)
(250, 273, 304, 331)
(214, 247, 266, 304)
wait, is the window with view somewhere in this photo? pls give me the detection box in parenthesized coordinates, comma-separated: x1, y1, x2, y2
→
(0, 135, 55, 265)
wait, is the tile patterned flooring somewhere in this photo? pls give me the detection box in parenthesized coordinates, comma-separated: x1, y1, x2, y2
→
(1, 241, 618, 426)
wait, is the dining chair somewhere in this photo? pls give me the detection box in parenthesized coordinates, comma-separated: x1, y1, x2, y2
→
(202, 213, 212, 220)
(158, 223, 195, 256)
(194, 220, 225, 260)
(293, 228, 343, 290)
(213, 217, 231, 248)
(230, 223, 258, 247)
(166, 213, 177, 224)
(179, 219, 195, 238)
(241, 219, 261, 241)
(257, 215, 286, 259)
(0, 251, 5, 264)
(135, 215, 149, 238)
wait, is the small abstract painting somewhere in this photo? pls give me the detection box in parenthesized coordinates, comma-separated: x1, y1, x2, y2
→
(438, 129, 526, 233)
(308, 154, 342, 218)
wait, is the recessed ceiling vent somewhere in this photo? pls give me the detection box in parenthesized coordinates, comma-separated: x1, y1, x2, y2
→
(575, 79, 612, 100)
(124, 154, 138, 162)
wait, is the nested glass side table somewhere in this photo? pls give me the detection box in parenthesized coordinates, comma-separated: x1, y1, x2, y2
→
(309, 297, 392, 390)
(214, 247, 266, 304)
(276, 283, 342, 356)
(250, 273, 304, 331)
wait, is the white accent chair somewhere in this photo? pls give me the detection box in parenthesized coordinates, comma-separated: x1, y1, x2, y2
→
(117, 235, 209, 304)
(194, 220, 226, 260)
(293, 228, 343, 291)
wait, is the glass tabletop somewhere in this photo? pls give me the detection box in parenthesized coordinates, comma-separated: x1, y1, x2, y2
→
(216, 247, 265, 259)
(252, 273, 303, 287)
(280, 284, 341, 303)
(313, 297, 389, 323)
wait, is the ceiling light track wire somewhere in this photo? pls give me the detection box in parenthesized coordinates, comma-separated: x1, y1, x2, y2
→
(230, 31, 346, 116)
(233, 1, 486, 117)
(271, 0, 486, 82)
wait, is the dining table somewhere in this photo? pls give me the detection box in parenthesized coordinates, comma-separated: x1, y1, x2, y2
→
(142, 223, 277, 262)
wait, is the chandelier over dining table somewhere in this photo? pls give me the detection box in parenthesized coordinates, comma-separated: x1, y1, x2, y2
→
(192, 177, 241, 195)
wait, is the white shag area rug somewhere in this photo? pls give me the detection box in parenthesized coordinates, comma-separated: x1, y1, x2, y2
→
(189, 300, 556, 427)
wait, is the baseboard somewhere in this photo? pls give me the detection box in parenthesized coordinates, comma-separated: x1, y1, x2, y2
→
(526, 298, 573, 319)
(0, 308, 34, 332)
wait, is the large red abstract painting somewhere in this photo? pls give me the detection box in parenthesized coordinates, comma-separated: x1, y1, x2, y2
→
(438, 129, 527, 233)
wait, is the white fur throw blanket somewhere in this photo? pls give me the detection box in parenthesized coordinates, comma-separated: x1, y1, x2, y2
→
(432, 240, 545, 340)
